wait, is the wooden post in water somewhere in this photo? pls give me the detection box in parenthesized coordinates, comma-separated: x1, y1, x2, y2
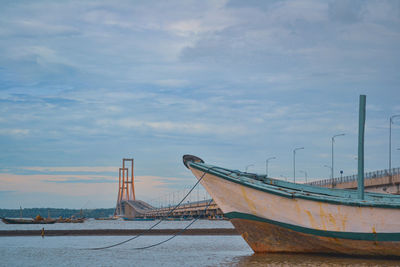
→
(358, 95, 366, 200)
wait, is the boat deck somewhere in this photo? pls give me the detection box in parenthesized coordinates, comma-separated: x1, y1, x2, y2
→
(189, 161, 400, 208)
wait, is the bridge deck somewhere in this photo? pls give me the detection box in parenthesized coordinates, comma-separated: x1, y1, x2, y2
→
(308, 167, 400, 194)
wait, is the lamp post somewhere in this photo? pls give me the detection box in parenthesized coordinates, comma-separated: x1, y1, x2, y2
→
(299, 170, 308, 183)
(332, 133, 345, 179)
(266, 157, 276, 177)
(324, 165, 332, 178)
(389, 115, 400, 172)
(245, 164, 254, 173)
(293, 147, 304, 183)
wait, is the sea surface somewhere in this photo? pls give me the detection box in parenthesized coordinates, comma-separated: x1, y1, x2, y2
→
(1, 219, 400, 266)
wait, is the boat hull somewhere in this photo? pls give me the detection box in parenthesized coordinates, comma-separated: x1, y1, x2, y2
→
(122, 217, 155, 221)
(229, 214, 400, 256)
(1, 218, 56, 224)
(188, 166, 400, 256)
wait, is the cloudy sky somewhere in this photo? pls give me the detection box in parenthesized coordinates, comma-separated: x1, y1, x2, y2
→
(1, 0, 399, 208)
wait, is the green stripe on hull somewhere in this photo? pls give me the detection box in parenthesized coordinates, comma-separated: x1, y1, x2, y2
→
(225, 212, 400, 242)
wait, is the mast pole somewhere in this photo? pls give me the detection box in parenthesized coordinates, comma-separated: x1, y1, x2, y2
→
(357, 95, 366, 200)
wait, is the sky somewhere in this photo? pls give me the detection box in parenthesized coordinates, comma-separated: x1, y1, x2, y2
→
(0, 0, 400, 209)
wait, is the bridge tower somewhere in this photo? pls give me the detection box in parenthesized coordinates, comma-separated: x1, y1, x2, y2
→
(115, 158, 135, 215)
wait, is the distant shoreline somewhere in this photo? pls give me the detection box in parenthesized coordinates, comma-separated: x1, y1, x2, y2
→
(0, 228, 238, 236)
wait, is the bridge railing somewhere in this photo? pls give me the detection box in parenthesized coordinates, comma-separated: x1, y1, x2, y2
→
(146, 187, 212, 209)
(308, 167, 400, 187)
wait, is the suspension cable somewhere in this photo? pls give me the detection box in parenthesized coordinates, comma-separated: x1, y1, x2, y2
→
(87, 167, 213, 250)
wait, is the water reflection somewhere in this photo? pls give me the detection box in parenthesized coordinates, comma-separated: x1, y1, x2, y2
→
(228, 253, 400, 266)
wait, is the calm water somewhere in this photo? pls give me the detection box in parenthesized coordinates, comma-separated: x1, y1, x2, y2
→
(0, 218, 234, 230)
(1, 220, 400, 266)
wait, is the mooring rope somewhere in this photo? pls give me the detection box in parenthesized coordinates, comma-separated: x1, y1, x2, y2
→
(88, 167, 213, 250)
(130, 198, 213, 250)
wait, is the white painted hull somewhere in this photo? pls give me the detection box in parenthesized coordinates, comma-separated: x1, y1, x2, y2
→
(189, 167, 400, 255)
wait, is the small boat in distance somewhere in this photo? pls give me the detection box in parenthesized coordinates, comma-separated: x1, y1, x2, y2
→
(95, 217, 118, 221)
(56, 217, 86, 223)
(122, 217, 155, 221)
(1, 217, 56, 224)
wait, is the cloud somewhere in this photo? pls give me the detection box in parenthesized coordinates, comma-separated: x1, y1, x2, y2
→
(328, 0, 364, 24)
(43, 177, 115, 183)
(0, 190, 16, 194)
(154, 79, 189, 87)
(0, 17, 80, 37)
(97, 118, 248, 136)
(23, 166, 118, 173)
(0, 128, 30, 136)
(0, 171, 194, 208)
(0, 0, 399, 207)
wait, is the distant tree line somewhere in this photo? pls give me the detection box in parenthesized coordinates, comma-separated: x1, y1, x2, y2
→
(0, 208, 115, 219)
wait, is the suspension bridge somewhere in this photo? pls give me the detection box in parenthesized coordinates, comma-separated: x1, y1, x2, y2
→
(114, 158, 222, 219)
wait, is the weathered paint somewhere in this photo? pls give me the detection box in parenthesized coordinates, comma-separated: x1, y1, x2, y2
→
(191, 168, 400, 233)
(189, 162, 400, 207)
(226, 212, 400, 242)
(188, 165, 400, 255)
(230, 217, 400, 256)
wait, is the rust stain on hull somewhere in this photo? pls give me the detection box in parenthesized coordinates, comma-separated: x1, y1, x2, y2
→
(230, 218, 400, 256)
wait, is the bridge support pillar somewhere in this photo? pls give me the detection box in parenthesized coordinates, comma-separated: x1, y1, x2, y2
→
(115, 158, 135, 216)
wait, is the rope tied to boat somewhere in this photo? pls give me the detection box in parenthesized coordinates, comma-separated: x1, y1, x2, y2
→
(87, 167, 214, 250)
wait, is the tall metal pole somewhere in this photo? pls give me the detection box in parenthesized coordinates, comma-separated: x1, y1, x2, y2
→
(245, 164, 254, 172)
(131, 159, 135, 200)
(293, 151, 295, 183)
(390, 115, 400, 172)
(266, 157, 276, 177)
(324, 165, 332, 178)
(390, 116, 392, 171)
(299, 170, 308, 183)
(332, 134, 345, 179)
(293, 147, 304, 183)
(358, 95, 366, 200)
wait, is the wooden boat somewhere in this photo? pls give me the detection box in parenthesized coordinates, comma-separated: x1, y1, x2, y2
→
(56, 217, 86, 223)
(1, 217, 56, 224)
(183, 155, 400, 256)
(122, 217, 155, 221)
(95, 217, 118, 221)
(183, 96, 394, 256)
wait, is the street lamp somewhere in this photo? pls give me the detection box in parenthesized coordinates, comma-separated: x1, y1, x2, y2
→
(293, 147, 304, 183)
(332, 133, 345, 179)
(389, 115, 400, 171)
(266, 157, 276, 177)
(299, 170, 308, 183)
(324, 165, 332, 178)
(245, 164, 254, 173)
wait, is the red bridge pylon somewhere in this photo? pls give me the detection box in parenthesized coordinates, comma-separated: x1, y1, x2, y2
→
(115, 158, 135, 216)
